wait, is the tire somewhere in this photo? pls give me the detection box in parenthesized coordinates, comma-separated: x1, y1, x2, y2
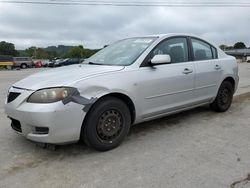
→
(81, 96, 131, 151)
(20, 63, 27, 69)
(210, 81, 234, 112)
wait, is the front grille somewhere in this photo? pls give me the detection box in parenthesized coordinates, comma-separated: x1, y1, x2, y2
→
(10, 118, 22, 133)
(7, 92, 21, 103)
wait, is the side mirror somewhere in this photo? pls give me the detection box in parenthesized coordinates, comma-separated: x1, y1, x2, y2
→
(150, 54, 171, 65)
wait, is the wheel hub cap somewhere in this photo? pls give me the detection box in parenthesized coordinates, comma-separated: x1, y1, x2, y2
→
(97, 110, 122, 141)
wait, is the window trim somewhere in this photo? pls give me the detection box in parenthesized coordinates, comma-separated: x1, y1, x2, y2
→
(189, 37, 218, 61)
(211, 46, 218, 59)
(140, 36, 191, 67)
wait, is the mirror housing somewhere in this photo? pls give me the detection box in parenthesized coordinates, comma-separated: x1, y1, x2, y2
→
(150, 54, 171, 65)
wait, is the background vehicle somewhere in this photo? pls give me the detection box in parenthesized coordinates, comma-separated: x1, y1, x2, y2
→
(47, 60, 55, 67)
(80, 58, 85, 63)
(13, 57, 34, 69)
(54, 58, 81, 67)
(33, 59, 51, 67)
(0, 55, 14, 69)
(34, 60, 42, 68)
(52, 59, 64, 67)
(41, 59, 51, 67)
(4, 34, 239, 151)
(247, 56, 250, 63)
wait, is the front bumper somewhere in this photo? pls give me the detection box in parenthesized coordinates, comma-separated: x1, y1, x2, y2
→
(4, 87, 86, 144)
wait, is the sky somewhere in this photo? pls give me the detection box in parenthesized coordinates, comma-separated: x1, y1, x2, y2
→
(0, 1, 249, 50)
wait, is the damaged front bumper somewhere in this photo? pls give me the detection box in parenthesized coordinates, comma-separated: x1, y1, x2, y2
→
(4, 87, 87, 144)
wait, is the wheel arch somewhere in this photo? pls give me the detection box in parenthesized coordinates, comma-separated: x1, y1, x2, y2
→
(107, 93, 136, 124)
(81, 92, 136, 129)
(222, 76, 236, 92)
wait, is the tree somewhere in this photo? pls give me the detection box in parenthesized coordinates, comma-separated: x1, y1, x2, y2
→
(17, 44, 99, 59)
(47, 50, 58, 60)
(0, 41, 18, 56)
(219, 44, 227, 50)
(84, 48, 100, 58)
(219, 44, 234, 50)
(234, 42, 246, 49)
(18, 50, 29, 57)
(226, 46, 234, 50)
(25, 47, 36, 57)
(25, 47, 54, 59)
(67, 45, 85, 58)
(36, 48, 49, 59)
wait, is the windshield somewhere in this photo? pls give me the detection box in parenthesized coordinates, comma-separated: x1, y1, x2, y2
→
(86, 37, 157, 66)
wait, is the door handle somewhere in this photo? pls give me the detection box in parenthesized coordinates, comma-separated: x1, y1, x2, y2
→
(215, 64, 222, 70)
(182, 68, 193, 74)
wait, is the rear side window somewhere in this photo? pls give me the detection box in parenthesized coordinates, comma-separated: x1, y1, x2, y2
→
(151, 37, 189, 63)
(191, 38, 213, 61)
(14, 57, 30, 61)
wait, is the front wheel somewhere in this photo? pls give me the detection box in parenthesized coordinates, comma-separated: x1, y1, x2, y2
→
(81, 96, 131, 151)
(21, 63, 28, 69)
(210, 81, 234, 112)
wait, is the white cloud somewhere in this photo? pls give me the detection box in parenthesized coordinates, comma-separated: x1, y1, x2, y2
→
(0, 2, 249, 49)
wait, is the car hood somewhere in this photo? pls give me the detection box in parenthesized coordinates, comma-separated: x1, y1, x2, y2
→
(13, 64, 124, 90)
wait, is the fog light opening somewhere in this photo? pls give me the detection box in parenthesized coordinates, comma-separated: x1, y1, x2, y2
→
(33, 127, 49, 135)
(10, 118, 22, 133)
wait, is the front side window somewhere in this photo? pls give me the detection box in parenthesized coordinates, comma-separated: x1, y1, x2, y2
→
(86, 37, 157, 66)
(191, 38, 213, 61)
(150, 37, 189, 64)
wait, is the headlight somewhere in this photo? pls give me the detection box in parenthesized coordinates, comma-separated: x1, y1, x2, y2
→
(27, 87, 77, 103)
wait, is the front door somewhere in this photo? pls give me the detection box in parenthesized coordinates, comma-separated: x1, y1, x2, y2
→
(137, 37, 195, 120)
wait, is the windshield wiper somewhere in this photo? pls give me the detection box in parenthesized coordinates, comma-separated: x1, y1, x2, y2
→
(88, 62, 103, 65)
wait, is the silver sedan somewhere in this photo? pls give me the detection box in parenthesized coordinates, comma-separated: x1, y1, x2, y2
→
(4, 34, 239, 151)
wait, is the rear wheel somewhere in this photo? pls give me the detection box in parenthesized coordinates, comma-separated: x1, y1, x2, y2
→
(210, 81, 234, 112)
(81, 96, 131, 151)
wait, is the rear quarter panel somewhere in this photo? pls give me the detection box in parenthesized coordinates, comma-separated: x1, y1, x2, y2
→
(218, 54, 239, 93)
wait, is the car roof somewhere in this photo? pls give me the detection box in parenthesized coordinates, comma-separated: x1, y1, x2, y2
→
(130, 33, 218, 48)
(140, 33, 202, 39)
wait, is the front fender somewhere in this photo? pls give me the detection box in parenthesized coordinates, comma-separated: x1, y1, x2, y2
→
(66, 84, 136, 113)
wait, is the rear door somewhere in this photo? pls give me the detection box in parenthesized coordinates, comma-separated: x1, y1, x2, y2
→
(191, 38, 222, 102)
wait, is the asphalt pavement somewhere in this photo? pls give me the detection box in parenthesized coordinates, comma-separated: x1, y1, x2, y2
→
(0, 63, 250, 188)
